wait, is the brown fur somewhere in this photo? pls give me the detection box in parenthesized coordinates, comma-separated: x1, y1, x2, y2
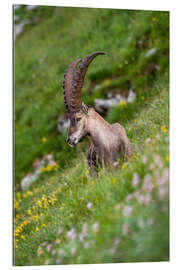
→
(67, 107, 132, 169)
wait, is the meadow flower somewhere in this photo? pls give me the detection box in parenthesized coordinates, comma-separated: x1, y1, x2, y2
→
(55, 239, 61, 244)
(114, 203, 121, 211)
(84, 242, 90, 249)
(143, 174, 153, 192)
(156, 133, 161, 140)
(166, 155, 169, 162)
(123, 205, 133, 216)
(141, 96, 145, 100)
(114, 237, 121, 246)
(154, 154, 163, 168)
(92, 222, 99, 233)
(145, 137, 151, 145)
(44, 259, 50, 265)
(41, 223, 46, 228)
(135, 190, 144, 204)
(161, 125, 168, 133)
(138, 219, 145, 228)
(71, 247, 76, 255)
(122, 222, 130, 235)
(87, 202, 93, 209)
(80, 223, 88, 241)
(112, 177, 117, 184)
(23, 220, 29, 226)
(67, 228, 76, 240)
(152, 17, 156, 22)
(154, 170, 160, 179)
(150, 163, 156, 171)
(122, 163, 126, 169)
(147, 218, 154, 227)
(42, 137, 47, 143)
(32, 215, 38, 221)
(35, 227, 40, 232)
(37, 200, 42, 207)
(143, 193, 151, 205)
(58, 249, 65, 255)
(132, 172, 140, 187)
(110, 247, 116, 255)
(27, 209, 32, 216)
(119, 100, 127, 106)
(52, 250, 56, 255)
(142, 156, 147, 164)
(46, 244, 53, 252)
(159, 186, 169, 199)
(126, 194, 133, 202)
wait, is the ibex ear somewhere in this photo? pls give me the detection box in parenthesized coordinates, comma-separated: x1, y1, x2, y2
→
(82, 103, 89, 114)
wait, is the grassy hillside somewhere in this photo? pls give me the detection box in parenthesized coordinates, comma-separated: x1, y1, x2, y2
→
(14, 6, 169, 265)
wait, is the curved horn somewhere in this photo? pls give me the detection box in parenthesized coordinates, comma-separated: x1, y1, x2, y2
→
(63, 58, 82, 112)
(63, 51, 106, 112)
(70, 51, 106, 112)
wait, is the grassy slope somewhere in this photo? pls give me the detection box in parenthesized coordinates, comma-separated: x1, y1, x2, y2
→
(14, 7, 169, 265)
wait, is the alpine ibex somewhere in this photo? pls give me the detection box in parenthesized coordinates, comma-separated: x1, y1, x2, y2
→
(63, 52, 132, 169)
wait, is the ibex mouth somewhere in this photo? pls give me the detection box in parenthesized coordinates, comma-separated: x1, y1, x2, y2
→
(68, 141, 75, 147)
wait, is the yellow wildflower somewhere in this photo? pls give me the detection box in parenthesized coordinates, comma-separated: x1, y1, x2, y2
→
(32, 215, 38, 221)
(152, 17, 156, 22)
(35, 227, 40, 232)
(141, 96, 145, 101)
(41, 223, 46, 228)
(112, 177, 117, 184)
(166, 155, 170, 162)
(37, 200, 42, 207)
(26, 190, 33, 196)
(15, 214, 20, 220)
(20, 235, 25, 240)
(27, 209, 32, 216)
(122, 163, 126, 169)
(42, 137, 47, 143)
(103, 78, 112, 87)
(23, 220, 29, 226)
(134, 119, 137, 123)
(161, 125, 168, 133)
(57, 187, 62, 193)
(119, 100, 127, 106)
(91, 181, 95, 185)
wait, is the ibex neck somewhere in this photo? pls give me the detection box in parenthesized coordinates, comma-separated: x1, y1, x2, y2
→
(87, 110, 111, 148)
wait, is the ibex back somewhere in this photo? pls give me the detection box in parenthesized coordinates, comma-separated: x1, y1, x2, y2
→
(63, 52, 132, 169)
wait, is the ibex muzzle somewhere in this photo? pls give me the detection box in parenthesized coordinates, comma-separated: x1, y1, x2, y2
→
(63, 52, 132, 169)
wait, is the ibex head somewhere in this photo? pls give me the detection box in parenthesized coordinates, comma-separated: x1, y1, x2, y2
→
(63, 51, 106, 147)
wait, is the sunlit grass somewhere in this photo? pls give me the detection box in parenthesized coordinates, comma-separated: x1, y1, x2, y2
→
(14, 6, 169, 266)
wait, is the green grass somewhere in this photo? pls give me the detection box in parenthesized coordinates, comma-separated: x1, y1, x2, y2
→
(14, 6, 169, 266)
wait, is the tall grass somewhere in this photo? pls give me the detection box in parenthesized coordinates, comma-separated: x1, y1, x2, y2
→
(14, 6, 169, 265)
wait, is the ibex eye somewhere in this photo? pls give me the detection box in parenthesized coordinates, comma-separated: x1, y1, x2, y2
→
(76, 118, 81, 122)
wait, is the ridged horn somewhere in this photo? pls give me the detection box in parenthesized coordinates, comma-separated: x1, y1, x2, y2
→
(63, 51, 106, 112)
(63, 58, 82, 112)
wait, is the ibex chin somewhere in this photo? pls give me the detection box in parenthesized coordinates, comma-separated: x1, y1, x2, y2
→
(63, 51, 132, 169)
